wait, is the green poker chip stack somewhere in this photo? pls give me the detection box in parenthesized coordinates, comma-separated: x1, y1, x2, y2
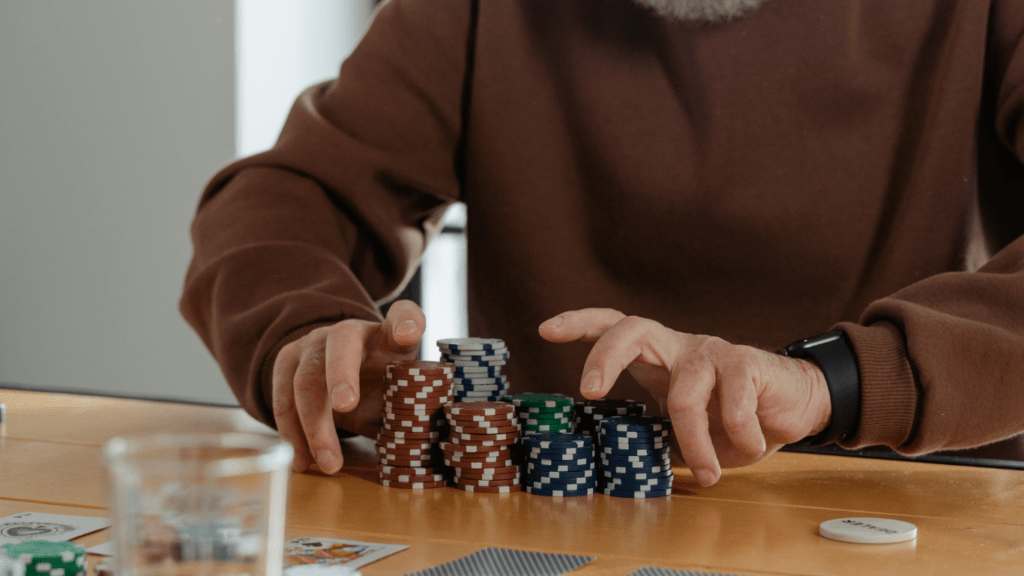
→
(0, 541, 86, 576)
(502, 393, 574, 435)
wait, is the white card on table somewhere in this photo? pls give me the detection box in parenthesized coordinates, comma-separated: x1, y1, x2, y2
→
(0, 512, 111, 545)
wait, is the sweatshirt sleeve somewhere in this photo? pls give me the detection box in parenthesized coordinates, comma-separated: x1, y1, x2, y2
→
(180, 0, 473, 427)
(837, 1, 1024, 455)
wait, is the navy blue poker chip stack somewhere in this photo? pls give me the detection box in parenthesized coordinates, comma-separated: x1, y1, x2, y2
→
(522, 432, 597, 496)
(598, 416, 674, 498)
(437, 338, 510, 402)
(573, 399, 647, 444)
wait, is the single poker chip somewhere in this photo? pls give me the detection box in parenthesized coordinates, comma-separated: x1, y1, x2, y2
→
(437, 337, 506, 350)
(457, 483, 522, 493)
(533, 456, 594, 467)
(455, 467, 520, 479)
(449, 423, 520, 434)
(601, 438, 671, 449)
(528, 468, 595, 480)
(377, 438, 435, 449)
(383, 405, 449, 417)
(439, 343, 509, 355)
(384, 388, 452, 400)
(453, 365, 503, 374)
(382, 411, 446, 423)
(444, 451, 512, 463)
(523, 423, 572, 433)
(504, 393, 574, 408)
(377, 448, 439, 459)
(378, 429, 443, 441)
(447, 358, 508, 368)
(452, 375, 508, 385)
(577, 399, 646, 415)
(454, 384, 509, 394)
(599, 430, 672, 442)
(378, 456, 443, 467)
(602, 463, 673, 475)
(452, 429, 520, 440)
(445, 459, 515, 469)
(600, 416, 671, 433)
(376, 443, 438, 454)
(382, 423, 448, 435)
(818, 518, 918, 544)
(447, 436, 517, 447)
(439, 441, 509, 453)
(380, 465, 438, 476)
(601, 479, 674, 492)
(447, 416, 518, 429)
(387, 360, 455, 374)
(445, 402, 515, 417)
(527, 462, 594, 473)
(527, 447, 593, 458)
(528, 478, 595, 490)
(454, 476, 521, 487)
(380, 471, 447, 483)
(381, 478, 448, 489)
(601, 448, 670, 460)
(525, 486, 595, 497)
(383, 396, 452, 407)
(601, 468, 675, 480)
(523, 415, 571, 424)
(388, 376, 452, 387)
(521, 432, 592, 449)
(603, 487, 673, 498)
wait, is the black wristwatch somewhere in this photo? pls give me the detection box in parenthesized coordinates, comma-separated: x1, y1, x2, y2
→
(778, 330, 860, 446)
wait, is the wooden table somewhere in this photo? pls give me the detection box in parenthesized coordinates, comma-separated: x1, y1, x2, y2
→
(2, 387, 1022, 575)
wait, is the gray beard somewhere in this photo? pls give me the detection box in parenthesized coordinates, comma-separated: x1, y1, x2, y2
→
(631, 0, 770, 22)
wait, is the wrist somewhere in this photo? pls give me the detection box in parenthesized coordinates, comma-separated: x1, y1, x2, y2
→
(778, 330, 860, 445)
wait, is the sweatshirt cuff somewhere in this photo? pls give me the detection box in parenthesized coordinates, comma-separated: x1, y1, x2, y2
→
(833, 320, 919, 450)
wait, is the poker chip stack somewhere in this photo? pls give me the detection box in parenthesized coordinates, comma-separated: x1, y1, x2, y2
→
(522, 433, 597, 497)
(0, 541, 85, 576)
(437, 338, 510, 402)
(441, 402, 522, 493)
(501, 393, 574, 435)
(598, 416, 674, 498)
(377, 360, 454, 488)
(572, 399, 647, 443)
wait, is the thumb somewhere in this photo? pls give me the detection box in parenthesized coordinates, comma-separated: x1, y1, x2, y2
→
(381, 299, 427, 353)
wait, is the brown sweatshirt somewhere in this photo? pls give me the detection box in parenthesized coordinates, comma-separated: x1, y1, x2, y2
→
(182, 0, 1024, 457)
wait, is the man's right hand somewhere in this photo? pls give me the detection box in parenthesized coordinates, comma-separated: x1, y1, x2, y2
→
(271, 299, 426, 474)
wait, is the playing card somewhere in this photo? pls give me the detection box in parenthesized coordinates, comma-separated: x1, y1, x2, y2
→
(626, 569, 743, 576)
(0, 512, 110, 545)
(284, 537, 408, 570)
(86, 541, 114, 556)
(402, 547, 594, 576)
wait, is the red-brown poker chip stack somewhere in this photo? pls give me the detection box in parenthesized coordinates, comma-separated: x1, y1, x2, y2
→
(377, 360, 454, 488)
(441, 401, 522, 493)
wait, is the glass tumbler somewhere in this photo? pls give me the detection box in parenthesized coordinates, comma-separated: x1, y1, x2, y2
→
(103, 433, 293, 576)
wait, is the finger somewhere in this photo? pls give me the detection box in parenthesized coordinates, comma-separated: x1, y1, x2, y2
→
(668, 344, 723, 487)
(538, 308, 627, 343)
(293, 344, 344, 474)
(379, 299, 426, 352)
(324, 320, 372, 412)
(716, 350, 767, 458)
(271, 341, 312, 472)
(578, 315, 675, 398)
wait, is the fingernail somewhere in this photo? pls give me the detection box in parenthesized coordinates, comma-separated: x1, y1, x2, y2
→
(332, 385, 356, 409)
(396, 319, 417, 337)
(582, 369, 602, 394)
(317, 450, 340, 474)
(694, 468, 717, 487)
(543, 316, 564, 329)
(291, 457, 309, 473)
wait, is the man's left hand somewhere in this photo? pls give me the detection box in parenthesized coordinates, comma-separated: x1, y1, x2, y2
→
(539, 308, 832, 487)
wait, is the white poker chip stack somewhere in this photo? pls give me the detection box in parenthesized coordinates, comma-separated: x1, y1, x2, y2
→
(437, 338, 510, 402)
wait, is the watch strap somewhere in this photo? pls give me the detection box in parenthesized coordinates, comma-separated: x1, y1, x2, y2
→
(778, 330, 860, 446)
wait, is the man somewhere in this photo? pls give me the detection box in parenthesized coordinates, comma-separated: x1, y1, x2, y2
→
(181, 0, 1024, 486)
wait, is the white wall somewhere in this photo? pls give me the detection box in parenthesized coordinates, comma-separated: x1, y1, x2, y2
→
(0, 1, 237, 403)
